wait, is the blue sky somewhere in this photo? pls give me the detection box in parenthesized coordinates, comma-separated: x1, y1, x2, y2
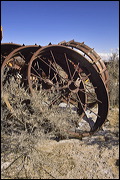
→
(1, 1, 119, 59)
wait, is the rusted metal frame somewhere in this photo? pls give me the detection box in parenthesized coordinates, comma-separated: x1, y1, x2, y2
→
(1, 43, 22, 55)
(1, 41, 110, 138)
(1, 43, 22, 65)
(68, 41, 106, 72)
(59, 40, 99, 61)
(28, 45, 109, 135)
(31, 66, 43, 81)
(70, 41, 109, 89)
(30, 72, 42, 81)
(71, 62, 80, 80)
(31, 56, 68, 92)
(48, 60, 52, 78)
(76, 92, 100, 118)
(1, 45, 41, 92)
(66, 40, 100, 61)
(30, 67, 56, 88)
(67, 45, 108, 131)
(76, 72, 101, 117)
(61, 94, 79, 111)
(34, 55, 69, 84)
(78, 72, 100, 102)
(59, 40, 109, 90)
(27, 45, 87, 122)
(68, 41, 103, 76)
(64, 53, 72, 79)
(29, 49, 86, 113)
(49, 50, 60, 76)
(1, 45, 40, 69)
(79, 87, 102, 104)
(32, 48, 86, 93)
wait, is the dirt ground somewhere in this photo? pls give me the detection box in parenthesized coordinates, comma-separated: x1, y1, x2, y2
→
(1, 108, 119, 179)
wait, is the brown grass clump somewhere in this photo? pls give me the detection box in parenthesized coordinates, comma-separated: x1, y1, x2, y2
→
(1, 77, 79, 179)
(1, 77, 78, 137)
(107, 107, 119, 127)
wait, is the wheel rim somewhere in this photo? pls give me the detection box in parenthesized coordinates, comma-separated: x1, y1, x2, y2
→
(1, 45, 41, 92)
(28, 45, 109, 136)
(1, 43, 22, 65)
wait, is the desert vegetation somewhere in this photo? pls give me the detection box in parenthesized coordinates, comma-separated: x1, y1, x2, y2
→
(106, 51, 119, 107)
(1, 52, 119, 179)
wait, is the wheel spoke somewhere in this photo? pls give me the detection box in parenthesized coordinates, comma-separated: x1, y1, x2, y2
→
(64, 53, 72, 79)
(79, 88, 102, 104)
(31, 65, 42, 80)
(71, 62, 80, 80)
(36, 55, 68, 82)
(50, 50, 60, 75)
(76, 92, 100, 118)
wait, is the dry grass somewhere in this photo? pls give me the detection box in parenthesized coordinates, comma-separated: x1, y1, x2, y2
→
(1, 77, 79, 179)
(1, 73, 119, 179)
(107, 107, 119, 127)
(1, 76, 78, 136)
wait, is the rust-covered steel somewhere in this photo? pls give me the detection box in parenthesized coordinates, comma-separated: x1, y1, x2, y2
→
(1, 41, 109, 138)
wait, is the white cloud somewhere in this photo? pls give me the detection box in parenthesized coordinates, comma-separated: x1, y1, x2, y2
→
(117, 47, 119, 51)
(98, 48, 119, 61)
(98, 52, 112, 61)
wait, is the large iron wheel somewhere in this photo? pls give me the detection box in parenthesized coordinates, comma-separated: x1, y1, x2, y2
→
(1, 45, 41, 92)
(1, 43, 22, 65)
(1, 45, 42, 116)
(27, 45, 109, 137)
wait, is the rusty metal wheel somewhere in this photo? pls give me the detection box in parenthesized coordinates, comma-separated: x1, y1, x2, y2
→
(27, 45, 109, 137)
(58, 40, 109, 91)
(1, 45, 41, 92)
(1, 45, 42, 115)
(1, 43, 22, 65)
(58, 40, 110, 116)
